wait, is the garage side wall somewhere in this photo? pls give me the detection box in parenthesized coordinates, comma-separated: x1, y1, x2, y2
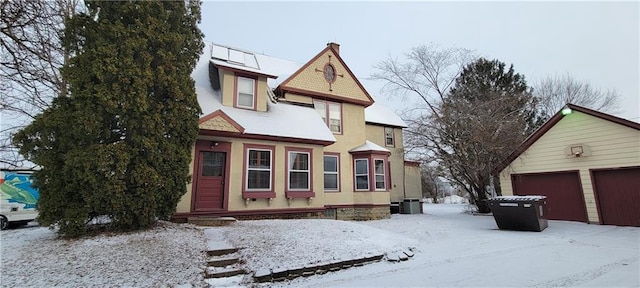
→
(499, 111, 640, 223)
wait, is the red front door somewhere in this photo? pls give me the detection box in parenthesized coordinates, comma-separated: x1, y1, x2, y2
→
(194, 151, 226, 211)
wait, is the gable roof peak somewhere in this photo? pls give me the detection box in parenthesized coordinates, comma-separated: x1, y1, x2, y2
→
(494, 102, 640, 174)
(277, 43, 374, 106)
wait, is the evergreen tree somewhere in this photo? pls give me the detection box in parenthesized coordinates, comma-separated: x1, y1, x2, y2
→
(434, 58, 543, 212)
(13, 0, 204, 237)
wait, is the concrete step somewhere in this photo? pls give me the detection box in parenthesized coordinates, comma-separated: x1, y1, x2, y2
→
(188, 216, 237, 227)
(207, 256, 241, 267)
(205, 267, 247, 279)
(204, 274, 245, 287)
(207, 248, 239, 257)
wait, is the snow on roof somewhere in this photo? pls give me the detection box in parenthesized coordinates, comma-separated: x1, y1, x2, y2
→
(253, 53, 301, 88)
(210, 59, 277, 78)
(209, 43, 301, 87)
(365, 101, 407, 128)
(349, 140, 390, 153)
(192, 42, 335, 143)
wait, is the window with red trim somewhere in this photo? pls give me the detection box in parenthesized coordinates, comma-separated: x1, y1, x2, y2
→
(384, 127, 395, 147)
(323, 154, 340, 191)
(314, 100, 342, 133)
(288, 151, 310, 190)
(354, 158, 369, 191)
(246, 148, 271, 190)
(236, 76, 255, 109)
(374, 159, 386, 190)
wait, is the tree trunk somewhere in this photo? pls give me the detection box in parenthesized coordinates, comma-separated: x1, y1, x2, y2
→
(475, 181, 492, 214)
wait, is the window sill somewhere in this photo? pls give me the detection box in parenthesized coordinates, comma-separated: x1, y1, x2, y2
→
(242, 191, 276, 199)
(285, 191, 315, 198)
(324, 190, 341, 193)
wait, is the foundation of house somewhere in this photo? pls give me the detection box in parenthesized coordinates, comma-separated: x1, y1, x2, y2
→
(334, 206, 391, 221)
(174, 206, 391, 223)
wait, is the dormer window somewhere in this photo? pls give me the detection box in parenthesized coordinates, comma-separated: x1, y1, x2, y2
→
(236, 76, 255, 109)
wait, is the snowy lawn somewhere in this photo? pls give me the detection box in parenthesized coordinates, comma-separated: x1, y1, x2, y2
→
(2, 204, 639, 287)
(216, 219, 419, 272)
(266, 204, 640, 287)
(0, 221, 208, 287)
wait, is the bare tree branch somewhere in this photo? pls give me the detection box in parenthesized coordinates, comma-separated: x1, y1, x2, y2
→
(371, 43, 475, 117)
(0, 0, 83, 168)
(533, 73, 621, 118)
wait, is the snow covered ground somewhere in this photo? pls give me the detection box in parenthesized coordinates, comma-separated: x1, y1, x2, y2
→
(216, 218, 419, 273)
(273, 204, 640, 287)
(0, 221, 208, 287)
(1, 204, 638, 287)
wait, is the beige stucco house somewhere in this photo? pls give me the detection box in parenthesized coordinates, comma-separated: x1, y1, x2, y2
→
(172, 42, 422, 221)
(496, 104, 640, 226)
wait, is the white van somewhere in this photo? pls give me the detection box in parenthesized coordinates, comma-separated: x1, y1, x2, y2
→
(0, 170, 39, 230)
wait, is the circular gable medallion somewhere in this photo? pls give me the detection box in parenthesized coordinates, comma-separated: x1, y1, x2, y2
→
(323, 63, 336, 83)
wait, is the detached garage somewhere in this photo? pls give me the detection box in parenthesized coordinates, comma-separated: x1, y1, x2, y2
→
(497, 104, 640, 226)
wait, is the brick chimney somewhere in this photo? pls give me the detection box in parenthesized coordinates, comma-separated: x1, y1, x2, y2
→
(327, 42, 340, 55)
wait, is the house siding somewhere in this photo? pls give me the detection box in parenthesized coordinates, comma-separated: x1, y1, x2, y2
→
(175, 43, 421, 221)
(322, 102, 370, 205)
(365, 124, 407, 202)
(404, 164, 422, 200)
(176, 137, 326, 214)
(282, 49, 371, 104)
(282, 92, 314, 105)
(500, 111, 640, 223)
(219, 70, 269, 112)
(198, 115, 241, 132)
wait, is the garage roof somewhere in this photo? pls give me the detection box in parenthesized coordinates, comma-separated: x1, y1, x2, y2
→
(494, 103, 640, 174)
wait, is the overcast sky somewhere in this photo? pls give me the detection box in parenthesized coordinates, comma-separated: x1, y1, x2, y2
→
(199, 1, 639, 121)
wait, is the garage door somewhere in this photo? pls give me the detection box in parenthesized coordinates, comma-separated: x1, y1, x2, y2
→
(511, 171, 588, 222)
(592, 167, 640, 227)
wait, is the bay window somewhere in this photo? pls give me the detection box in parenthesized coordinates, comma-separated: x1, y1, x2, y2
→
(374, 159, 386, 190)
(354, 159, 369, 191)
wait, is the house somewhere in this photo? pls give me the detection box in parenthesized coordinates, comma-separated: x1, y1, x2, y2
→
(172, 42, 422, 221)
(496, 104, 640, 227)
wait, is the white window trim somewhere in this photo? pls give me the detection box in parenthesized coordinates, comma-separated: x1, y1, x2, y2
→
(323, 155, 340, 191)
(354, 158, 369, 191)
(288, 151, 311, 191)
(328, 102, 341, 133)
(374, 158, 386, 191)
(246, 148, 272, 191)
(314, 100, 342, 134)
(385, 127, 394, 147)
(236, 76, 255, 109)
